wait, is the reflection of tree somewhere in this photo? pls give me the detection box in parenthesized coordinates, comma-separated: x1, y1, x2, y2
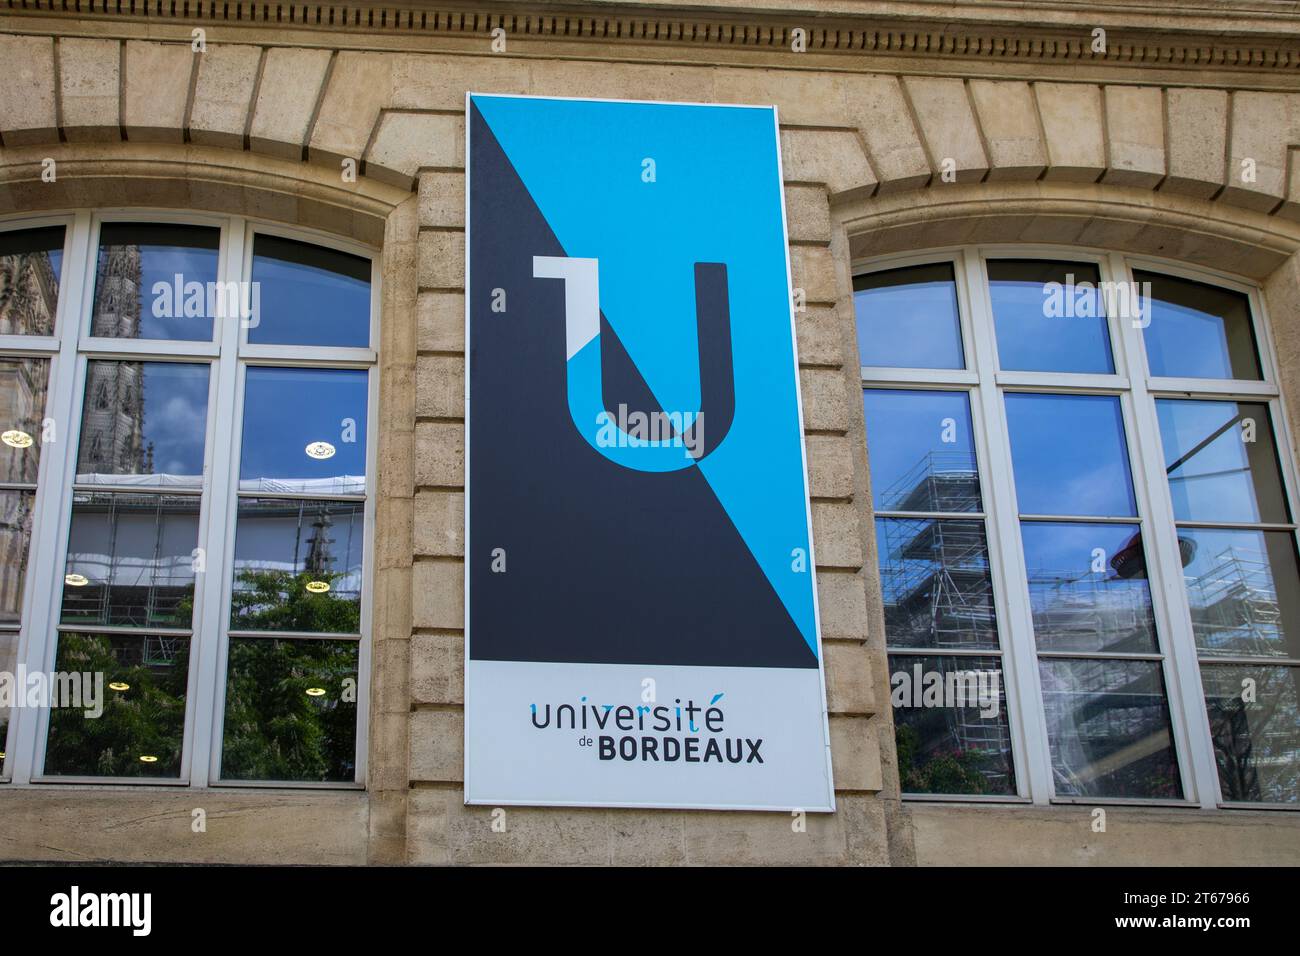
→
(221, 568, 358, 782)
(895, 724, 993, 795)
(44, 632, 188, 777)
(1206, 667, 1298, 802)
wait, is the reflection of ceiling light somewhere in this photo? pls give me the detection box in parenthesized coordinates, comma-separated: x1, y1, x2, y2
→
(109, 681, 130, 692)
(305, 580, 330, 594)
(1, 429, 33, 449)
(64, 573, 89, 587)
(305, 687, 327, 697)
(305, 441, 336, 460)
(139, 755, 159, 763)
(0, 752, 6, 760)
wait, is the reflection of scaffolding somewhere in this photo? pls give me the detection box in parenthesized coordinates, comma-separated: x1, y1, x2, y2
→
(1028, 572, 1149, 650)
(142, 634, 184, 668)
(882, 452, 981, 513)
(882, 514, 996, 650)
(1188, 546, 1282, 654)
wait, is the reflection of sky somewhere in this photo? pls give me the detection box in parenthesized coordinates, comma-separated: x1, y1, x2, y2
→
(1005, 393, 1136, 517)
(863, 389, 978, 507)
(249, 242, 370, 347)
(990, 275, 1113, 373)
(141, 363, 210, 477)
(99, 241, 219, 341)
(855, 275, 963, 369)
(1139, 278, 1255, 379)
(1158, 400, 1282, 524)
(240, 368, 367, 495)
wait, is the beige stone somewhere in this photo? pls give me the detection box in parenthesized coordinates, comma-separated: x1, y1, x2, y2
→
(1222, 91, 1291, 211)
(410, 632, 464, 705)
(1103, 86, 1165, 188)
(805, 434, 855, 500)
(418, 229, 465, 290)
(842, 74, 930, 191)
(414, 420, 464, 488)
(825, 642, 876, 715)
(812, 500, 863, 568)
(412, 559, 464, 630)
(418, 170, 466, 229)
(249, 47, 333, 160)
(800, 367, 853, 433)
(780, 127, 876, 197)
(123, 42, 192, 143)
(58, 38, 120, 142)
(830, 717, 883, 792)
(817, 570, 871, 641)
(1162, 87, 1228, 199)
(309, 51, 394, 168)
(0, 35, 57, 145)
(415, 354, 465, 420)
(903, 77, 988, 184)
(417, 291, 465, 353)
(413, 489, 465, 557)
(784, 183, 833, 243)
(189, 44, 263, 149)
(409, 710, 464, 783)
(1036, 83, 1106, 182)
(968, 80, 1047, 181)
(366, 112, 461, 190)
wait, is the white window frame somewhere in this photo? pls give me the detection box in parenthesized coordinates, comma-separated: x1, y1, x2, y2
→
(0, 210, 379, 789)
(856, 243, 1300, 810)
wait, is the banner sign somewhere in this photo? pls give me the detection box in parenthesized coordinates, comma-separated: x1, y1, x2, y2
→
(465, 93, 835, 811)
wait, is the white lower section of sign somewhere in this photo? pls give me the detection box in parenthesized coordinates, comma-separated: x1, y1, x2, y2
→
(464, 660, 836, 812)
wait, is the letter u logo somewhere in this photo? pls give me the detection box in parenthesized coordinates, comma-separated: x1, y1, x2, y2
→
(533, 256, 735, 472)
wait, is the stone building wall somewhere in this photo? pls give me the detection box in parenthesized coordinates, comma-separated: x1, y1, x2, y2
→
(0, 0, 1298, 864)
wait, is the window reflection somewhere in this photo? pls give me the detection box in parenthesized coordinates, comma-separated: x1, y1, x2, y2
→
(890, 653, 1015, 795)
(220, 637, 358, 782)
(76, 361, 210, 489)
(1158, 399, 1288, 525)
(0, 628, 16, 769)
(1038, 657, 1181, 799)
(876, 518, 999, 650)
(1021, 522, 1158, 654)
(91, 223, 220, 342)
(854, 263, 964, 370)
(43, 632, 189, 778)
(239, 367, 367, 496)
(249, 235, 371, 348)
(1137, 271, 1260, 380)
(0, 357, 49, 482)
(1005, 393, 1137, 517)
(863, 389, 981, 512)
(1180, 527, 1300, 660)
(230, 498, 364, 633)
(0, 490, 36, 627)
(1202, 663, 1299, 804)
(60, 491, 200, 629)
(988, 260, 1114, 374)
(0, 226, 63, 336)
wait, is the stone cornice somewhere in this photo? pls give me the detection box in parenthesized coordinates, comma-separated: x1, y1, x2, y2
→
(2, 0, 1298, 73)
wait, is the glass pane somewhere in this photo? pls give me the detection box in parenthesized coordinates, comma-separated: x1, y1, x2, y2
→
(0, 628, 16, 771)
(1038, 657, 1182, 799)
(863, 389, 980, 512)
(0, 225, 63, 335)
(1202, 663, 1299, 804)
(0, 490, 36, 626)
(853, 263, 964, 369)
(876, 518, 999, 650)
(1136, 270, 1260, 380)
(1021, 522, 1158, 654)
(1180, 527, 1300, 660)
(988, 260, 1114, 373)
(239, 367, 368, 496)
(60, 491, 200, 629)
(76, 361, 210, 490)
(249, 235, 371, 348)
(1157, 399, 1288, 524)
(890, 654, 1015, 795)
(221, 637, 358, 782)
(91, 223, 220, 342)
(43, 632, 190, 778)
(1005, 393, 1136, 517)
(230, 498, 364, 633)
(0, 357, 50, 482)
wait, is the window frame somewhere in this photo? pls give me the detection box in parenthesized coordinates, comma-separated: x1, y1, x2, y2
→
(856, 243, 1300, 810)
(0, 209, 379, 789)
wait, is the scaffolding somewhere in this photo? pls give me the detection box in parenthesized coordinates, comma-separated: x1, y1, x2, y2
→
(1186, 545, 1283, 656)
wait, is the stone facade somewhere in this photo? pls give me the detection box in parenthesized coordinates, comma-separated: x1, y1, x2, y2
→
(0, 0, 1298, 865)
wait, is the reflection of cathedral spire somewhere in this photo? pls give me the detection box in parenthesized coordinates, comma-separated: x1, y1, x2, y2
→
(304, 508, 335, 574)
(79, 243, 147, 477)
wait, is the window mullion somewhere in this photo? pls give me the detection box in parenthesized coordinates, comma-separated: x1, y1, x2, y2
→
(1107, 251, 1221, 808)
(185, 217, 248, 787)
(959, 248, 1055, 804)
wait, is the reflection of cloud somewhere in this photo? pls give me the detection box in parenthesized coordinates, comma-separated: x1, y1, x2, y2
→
(144, 377, 207, 475)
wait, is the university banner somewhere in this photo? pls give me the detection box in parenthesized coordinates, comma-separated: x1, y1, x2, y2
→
(464, 93, 835, 811)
